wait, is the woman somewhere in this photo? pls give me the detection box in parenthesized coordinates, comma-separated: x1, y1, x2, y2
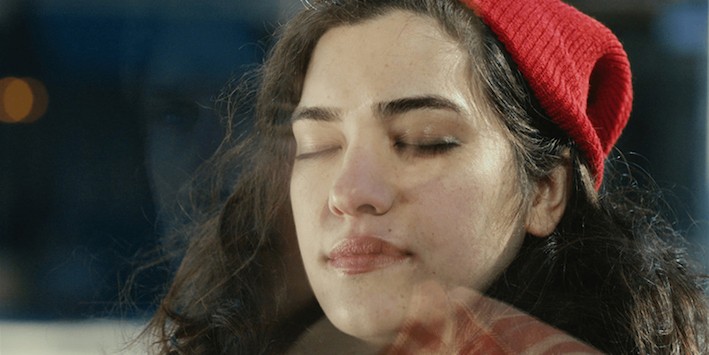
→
(144, 0, 709, 353)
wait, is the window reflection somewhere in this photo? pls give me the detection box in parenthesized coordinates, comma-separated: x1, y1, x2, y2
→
(0, 1, 706, 353)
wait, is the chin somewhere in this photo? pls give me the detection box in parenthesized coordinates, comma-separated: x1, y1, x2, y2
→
(331, 319, 399, 346)
(324, 301, 407, 346)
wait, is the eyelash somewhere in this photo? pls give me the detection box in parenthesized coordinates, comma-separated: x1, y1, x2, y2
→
(294, 146, 340, 160)
(394, 138, 460, 156)
(293, 138, 460, 160)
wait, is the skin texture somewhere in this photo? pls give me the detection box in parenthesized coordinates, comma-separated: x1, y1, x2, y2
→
(289, 11, 560, 345)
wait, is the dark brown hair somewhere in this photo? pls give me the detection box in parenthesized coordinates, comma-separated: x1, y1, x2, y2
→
(143, 1, 709, 353)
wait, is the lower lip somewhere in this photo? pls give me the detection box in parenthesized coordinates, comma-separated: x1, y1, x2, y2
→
(328, 237, 409, 275)
(329, 254, 408, 275)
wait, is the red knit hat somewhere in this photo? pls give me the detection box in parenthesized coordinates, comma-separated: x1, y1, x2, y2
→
(461, 0, 633, 188)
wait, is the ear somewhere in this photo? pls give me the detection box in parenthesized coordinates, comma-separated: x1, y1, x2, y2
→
(525, 161, 571, 238)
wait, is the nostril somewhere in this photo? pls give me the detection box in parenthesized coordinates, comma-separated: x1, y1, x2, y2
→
(328, 185, 394, 217)
(328, 198, 346, 216)
(356, 204, 380, 215)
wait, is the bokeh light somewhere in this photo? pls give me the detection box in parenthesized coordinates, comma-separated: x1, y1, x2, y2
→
(0, 76, 49, 124)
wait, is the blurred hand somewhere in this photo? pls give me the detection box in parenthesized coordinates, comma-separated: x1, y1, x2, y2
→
(382, 281, 602, 355)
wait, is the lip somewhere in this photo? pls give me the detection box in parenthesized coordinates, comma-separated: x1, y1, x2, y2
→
(327, 236, 410, 275)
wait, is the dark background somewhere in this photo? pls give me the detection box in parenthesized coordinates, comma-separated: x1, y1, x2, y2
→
(0, 0, 706, 320)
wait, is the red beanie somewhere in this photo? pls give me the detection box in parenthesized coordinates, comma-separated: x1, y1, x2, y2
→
(461, 0, 633, 188)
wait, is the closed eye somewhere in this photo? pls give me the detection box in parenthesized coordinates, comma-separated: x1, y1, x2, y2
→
(394, 138, 460, 156)
(294, 146, 341, 160)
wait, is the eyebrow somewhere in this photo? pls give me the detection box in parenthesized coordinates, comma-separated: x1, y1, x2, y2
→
(378, 95, 463, 118)
(291, 106, 340, 122)
(291, 95, 463, 123)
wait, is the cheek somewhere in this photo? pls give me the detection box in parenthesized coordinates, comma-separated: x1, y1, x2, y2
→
(410, 162, 525, 288)
(291, 166, 322, 214)
(290, 175, 312, 248)
(290, 170, 329, 258)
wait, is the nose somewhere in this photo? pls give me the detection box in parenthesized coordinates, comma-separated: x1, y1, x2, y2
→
(328, 145, 396, 217)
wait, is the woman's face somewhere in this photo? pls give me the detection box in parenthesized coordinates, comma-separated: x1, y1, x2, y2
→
(290, 11, 529, 344)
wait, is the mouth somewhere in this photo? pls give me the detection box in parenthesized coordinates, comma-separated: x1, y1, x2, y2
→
(327, 236, 411, 275)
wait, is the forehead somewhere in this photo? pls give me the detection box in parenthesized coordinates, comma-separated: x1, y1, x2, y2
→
(299, 10, 475, 110)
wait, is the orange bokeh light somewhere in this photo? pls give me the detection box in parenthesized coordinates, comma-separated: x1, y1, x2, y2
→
(0, 77, 49, 124)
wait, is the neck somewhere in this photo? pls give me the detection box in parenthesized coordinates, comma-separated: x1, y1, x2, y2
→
(286, 316, 379, 354)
